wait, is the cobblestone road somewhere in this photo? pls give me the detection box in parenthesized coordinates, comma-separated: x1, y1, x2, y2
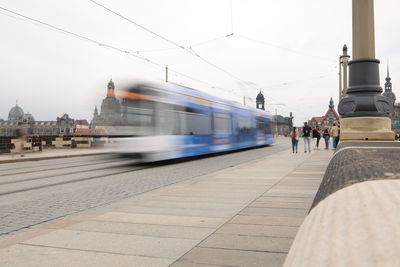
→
(0, 140, 288, 237)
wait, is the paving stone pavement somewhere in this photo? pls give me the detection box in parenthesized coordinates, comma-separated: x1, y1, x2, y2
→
(173, 149, 331, 267)
(0, 143, 332, 267)
(0, 141, 288, 236)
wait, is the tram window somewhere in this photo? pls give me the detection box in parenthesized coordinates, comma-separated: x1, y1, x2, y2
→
(157, 108, 177, 135)
(214, 112, 232, 135)
(256, 118, 268, 134)
(238, 116, 252, 134)
(125, 107, 153, 126)
(187, 113, 212, 135)
(124, 100, 155, 127)
(176, 109, 212, 135)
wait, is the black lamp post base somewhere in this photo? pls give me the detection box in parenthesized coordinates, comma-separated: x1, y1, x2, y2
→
(338, 59, 393, 117)
(338, 58, 394, 140)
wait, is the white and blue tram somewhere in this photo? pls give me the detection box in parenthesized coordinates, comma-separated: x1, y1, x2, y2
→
(113, 82, 274, 162)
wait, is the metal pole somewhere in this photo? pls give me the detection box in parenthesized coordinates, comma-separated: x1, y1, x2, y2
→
(165, 65, 168, 82)
(342, 45, 350, 97)
(343, 59, 348, 97)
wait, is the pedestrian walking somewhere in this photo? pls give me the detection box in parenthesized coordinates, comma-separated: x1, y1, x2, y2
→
(302, 122, 312, 153)
(322, 126, 330, 149)
(331, 123, 340, 149)
(312, 126, 321, 149)
(290, 127, 299, 153)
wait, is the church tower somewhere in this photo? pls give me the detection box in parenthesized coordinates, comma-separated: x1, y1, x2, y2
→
(107, 79, 115, 97)
(329, 97, 334, 109)
(383, 64, 396, 105)
(91, 79, 122, 127)
(256, 90, 265, 110)
(322, 97, 340, 127)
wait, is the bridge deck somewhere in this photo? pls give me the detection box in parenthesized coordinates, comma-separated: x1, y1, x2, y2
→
(0, 143, 332, 267)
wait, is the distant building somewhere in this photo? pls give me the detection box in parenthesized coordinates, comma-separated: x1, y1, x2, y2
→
(309, 98, 340, 128)
(75, 119, 89, 129)
(0, 102, 75, 137)
(256, 90, 293, 136)
(383, 66, 400, 136)
(274, 112, 294, 136)
(91, 79, 125, 127)
(256, 91, 293, 135)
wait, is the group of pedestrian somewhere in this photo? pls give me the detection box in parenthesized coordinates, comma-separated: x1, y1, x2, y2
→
(290, 122, 340, 153)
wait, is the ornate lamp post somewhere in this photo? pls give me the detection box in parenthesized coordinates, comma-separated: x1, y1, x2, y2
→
(338, 0, 394, 140)
(339, 45, 351, 100)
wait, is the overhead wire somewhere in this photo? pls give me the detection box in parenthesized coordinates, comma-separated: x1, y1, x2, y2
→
(1, 3, 331, 117)
(135, 33, 232, 54)
(261, 66, 338, 89)
(89, 0, 335, 98)
(235, 34, 335, 63)
(89, 0, 261, 92)
(88, 0, 335, 108)
(0, 5, 239, 98)
(191, 33, 233, 48)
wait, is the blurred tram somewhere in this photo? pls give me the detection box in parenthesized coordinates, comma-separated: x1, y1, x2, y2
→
(113, 82, 274, 162)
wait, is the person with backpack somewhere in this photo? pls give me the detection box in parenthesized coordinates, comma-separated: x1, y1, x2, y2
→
(290, 127, 299, 153)
(302, 122, 312, 153)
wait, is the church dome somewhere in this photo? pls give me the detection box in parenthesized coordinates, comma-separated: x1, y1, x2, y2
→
(8, 104, 24, 120)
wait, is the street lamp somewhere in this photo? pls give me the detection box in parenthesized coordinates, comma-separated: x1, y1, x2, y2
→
(338, 0, 394, 141)
(339, 45, 351, 100)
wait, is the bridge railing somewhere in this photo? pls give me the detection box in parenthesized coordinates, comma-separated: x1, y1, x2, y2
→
(284, 141, 400, 267)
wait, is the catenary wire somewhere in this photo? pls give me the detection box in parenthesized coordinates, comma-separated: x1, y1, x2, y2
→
(0, 5, 238, 97)
(235, 34, 335, 63)
(89, 0, 262, 92)
(136, 34, 232, 54)
(90, 0, 337, 101)
(0, 4, 324, 116)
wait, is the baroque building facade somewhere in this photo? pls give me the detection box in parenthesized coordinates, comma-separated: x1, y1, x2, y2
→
(0, 103, 75, 137)
(91, 79, 127, 128)
(309, 98, 340, 128)
(383, 66, 400, 136)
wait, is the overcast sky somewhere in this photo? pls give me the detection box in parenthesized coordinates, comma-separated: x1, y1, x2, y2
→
(1, 0, 399, 125)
